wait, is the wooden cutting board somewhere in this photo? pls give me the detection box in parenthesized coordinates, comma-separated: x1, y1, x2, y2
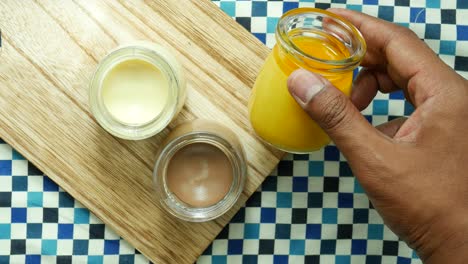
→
(0, 0, 283, 263)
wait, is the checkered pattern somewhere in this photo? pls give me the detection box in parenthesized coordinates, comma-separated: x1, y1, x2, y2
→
(0, 140, 148, 263)
(0, 0, 467, 264)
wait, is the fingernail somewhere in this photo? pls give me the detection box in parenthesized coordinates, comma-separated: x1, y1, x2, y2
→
(287, 69, 326, 106)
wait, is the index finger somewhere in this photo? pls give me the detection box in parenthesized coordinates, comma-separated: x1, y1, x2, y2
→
(329, 8, 437, 65)
(328, 8, 452, 105)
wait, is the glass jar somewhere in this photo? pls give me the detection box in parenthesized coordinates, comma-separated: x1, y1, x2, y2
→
(153, 120, 246, 222)
(249, 8, 366, 153)
(89, 42, 186, 140)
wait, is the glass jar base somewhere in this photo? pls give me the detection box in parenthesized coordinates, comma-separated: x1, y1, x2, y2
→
(254, 132, 331, 154)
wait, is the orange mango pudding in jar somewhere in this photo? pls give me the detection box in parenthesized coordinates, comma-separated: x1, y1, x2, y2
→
(249, 8, 366, 153)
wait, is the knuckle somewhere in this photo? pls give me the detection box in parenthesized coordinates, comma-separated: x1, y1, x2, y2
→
(318, 91, 350, 132)
(399, 26, 420, 40)
(396, 26, 412, 35)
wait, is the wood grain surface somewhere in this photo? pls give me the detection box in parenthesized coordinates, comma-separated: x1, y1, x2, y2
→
(0, 0, 283, 263)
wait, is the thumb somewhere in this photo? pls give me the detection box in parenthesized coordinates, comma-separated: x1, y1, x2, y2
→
(287, 69, 385, 157)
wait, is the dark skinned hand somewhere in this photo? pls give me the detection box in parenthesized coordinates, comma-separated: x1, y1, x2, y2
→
(287, 9, 468, 263)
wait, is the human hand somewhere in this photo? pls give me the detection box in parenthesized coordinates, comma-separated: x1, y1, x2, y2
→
(287, 8, 468, 263)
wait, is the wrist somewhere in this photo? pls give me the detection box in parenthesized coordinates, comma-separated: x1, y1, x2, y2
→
(414, 212, 468, 263)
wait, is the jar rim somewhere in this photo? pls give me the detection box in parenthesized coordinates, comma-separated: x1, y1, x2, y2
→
(89, 44, 183, 140)
(276, 8, 367, 70)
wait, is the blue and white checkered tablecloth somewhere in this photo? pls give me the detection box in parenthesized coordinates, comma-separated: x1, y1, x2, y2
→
(1, 0, 467, 263)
